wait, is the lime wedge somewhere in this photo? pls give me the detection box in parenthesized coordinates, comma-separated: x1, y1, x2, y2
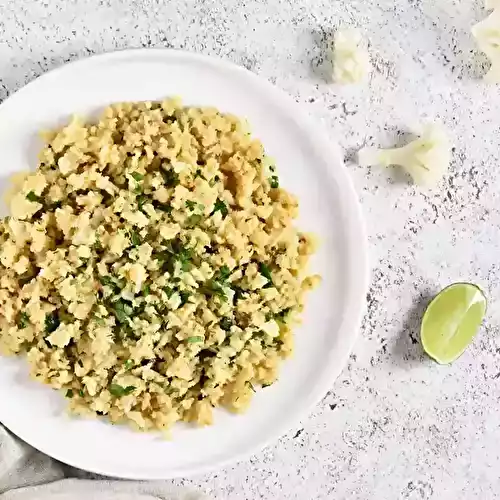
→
(421, 283, 487, 364)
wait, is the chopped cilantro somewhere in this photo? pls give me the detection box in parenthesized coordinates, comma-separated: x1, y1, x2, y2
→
(269, 175, 279, 189)
(109, 384, 136, 397)
(93, 316, 106, 326)
(124, 359, 134, 370)
(137, 194, 148, 211)
(26, 191, 42, 203)
(202, 280, 226, 300)
(79, 389, 85, 397)
(258, 262, 273, 284)
(157, 240, 193, 273)
(163, 286, 174, 298)
(44, 312, 60, 333)
(185, 213, 202, 228)
(202, 265, 232, 301)
(185, 200, 198, 211)
(179, 291, 191, 307)
(48, 200, 62, 210)
(130, 230, 141, 246)
(187, 336, 204, 343)
(65, 389, 74, 398)
(231, 286, 246, 303)
(111, 300, 133, 324)
(99, 275, 125, 292)
(212, 198, 228, 217)
(275, 307, 291, 321)
(17, 311, 30, 329)
(153, 201, 173, 213)
(161, 167, 180, 188)
(130, 172, 144, 182)
(219, 317, 232, 331)
(218, 265, 231, 281)
(142, 284, 150, 296)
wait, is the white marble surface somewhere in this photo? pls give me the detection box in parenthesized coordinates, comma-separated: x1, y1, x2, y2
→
(1, 0, 500, 498)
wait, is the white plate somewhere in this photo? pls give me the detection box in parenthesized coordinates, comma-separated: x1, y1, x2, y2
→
(0, 49, 368, 479)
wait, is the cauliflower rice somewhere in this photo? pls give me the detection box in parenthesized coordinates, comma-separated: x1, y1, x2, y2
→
(0, 98, 319, 432)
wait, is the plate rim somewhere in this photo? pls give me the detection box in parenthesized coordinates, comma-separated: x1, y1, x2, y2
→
(0, 48, 369, 479)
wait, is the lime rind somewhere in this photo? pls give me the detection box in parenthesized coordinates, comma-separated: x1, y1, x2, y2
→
(420, 283, 487, 364)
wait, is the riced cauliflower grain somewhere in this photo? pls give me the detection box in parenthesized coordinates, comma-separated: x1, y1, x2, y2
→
(0, 99, 319, 433)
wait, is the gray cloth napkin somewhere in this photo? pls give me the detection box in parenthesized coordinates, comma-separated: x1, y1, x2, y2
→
(0, 425, 209, 500)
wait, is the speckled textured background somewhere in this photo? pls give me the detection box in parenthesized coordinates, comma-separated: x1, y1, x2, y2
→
(1, 0, 500, 498)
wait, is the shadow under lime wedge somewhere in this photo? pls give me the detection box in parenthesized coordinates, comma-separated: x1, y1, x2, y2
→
(421, 283, 487, 364)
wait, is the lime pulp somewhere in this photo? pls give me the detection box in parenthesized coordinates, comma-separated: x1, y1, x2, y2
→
(420, 283, 487, 364)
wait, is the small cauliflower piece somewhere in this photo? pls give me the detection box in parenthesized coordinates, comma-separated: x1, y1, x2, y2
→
(358, 124, 450, 186)
(9, 193, 42, 220)
(472, 8, 500, 83)
(261, 320, 280, 338)
(332, 28, 371, 84)
(46, 322, 81, 348)
(128, 263, 147, 293)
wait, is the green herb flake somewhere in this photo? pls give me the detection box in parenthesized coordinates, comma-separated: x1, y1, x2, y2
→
(109, 384, 136, 397)
(44, 312, 60, 333)
(219, 317, 232, 331)
(130, 172, 144, 182)
(99, 275, 125, 292)
(137, 194, 148, 211)
(179, 291, 191, 307)
(187, 336, 204, 343)
(65, 389, 74, 398)
(259, 262, 273, 284)
(124, 360, 134, 370)
(218, 265, 231, 282)
(17, 311, 30, 329)
(111, 300, 133, 324)
(142, 284, 150, 296)
(161, 167, 180, 188)
(275, 307, 291, 322)
(153, 201, 173, 213)
(202, 280, 226, 300)
(130, 230, 141, 246)
(269, 175, 279, 189)
(185, 213, 202, 228)
(94, 316, 106, 326)
(163, 286, 174, 298)
(212, 198, 228, 217)
(26, 191, 42, 203)
(185, 200, 198, 211)
(79, 389, 85, 397)
(194, 169, 205, 180)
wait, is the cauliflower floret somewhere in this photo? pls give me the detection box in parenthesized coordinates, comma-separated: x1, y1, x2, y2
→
(332, 28, 371, 84)
(358, 124, 450, 186)
(472, 8, 500, 83)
